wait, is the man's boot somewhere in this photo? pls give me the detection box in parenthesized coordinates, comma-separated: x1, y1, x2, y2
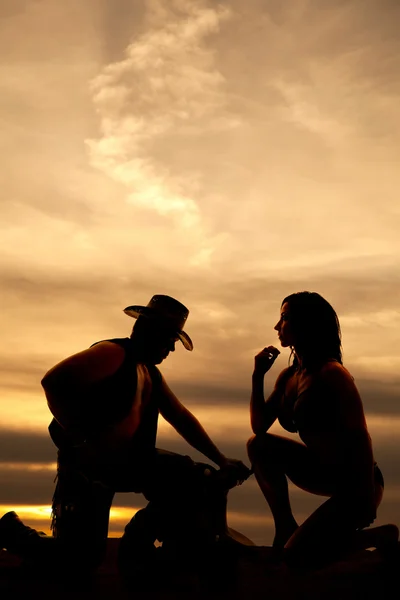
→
(0, 511, 48, 555)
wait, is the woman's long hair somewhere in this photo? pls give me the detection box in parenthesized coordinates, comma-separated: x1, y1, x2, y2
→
(282, 291, 342, 371)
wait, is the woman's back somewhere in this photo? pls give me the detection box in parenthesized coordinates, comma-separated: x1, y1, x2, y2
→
(278, 360, 372, 468)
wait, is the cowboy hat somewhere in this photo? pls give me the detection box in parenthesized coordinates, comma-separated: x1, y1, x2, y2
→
(123, 294, 193, 351)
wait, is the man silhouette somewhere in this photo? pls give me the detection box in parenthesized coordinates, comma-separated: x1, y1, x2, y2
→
(0, 295, 250, 573)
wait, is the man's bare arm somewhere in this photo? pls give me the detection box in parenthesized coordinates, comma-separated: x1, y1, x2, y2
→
(42, 342, 126, 429)
(41, 342, 125, 392)
(159, 377, 228, 467)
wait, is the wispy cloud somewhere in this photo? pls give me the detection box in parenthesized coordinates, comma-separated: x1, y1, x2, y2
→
(86, 0, 237, 244)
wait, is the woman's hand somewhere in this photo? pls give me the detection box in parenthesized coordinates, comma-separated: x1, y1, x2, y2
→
(254, 346, 280, 376)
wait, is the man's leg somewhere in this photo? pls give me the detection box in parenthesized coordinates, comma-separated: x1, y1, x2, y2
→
(0, 455, 114, 572)
(115, 449, 241, 590)
(135, 450, 227, 555)
(117, 503, 161, 580)
(51, 459, 115, 569)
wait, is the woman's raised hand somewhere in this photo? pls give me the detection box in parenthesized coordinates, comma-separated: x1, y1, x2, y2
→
(254, 346, 280, 376)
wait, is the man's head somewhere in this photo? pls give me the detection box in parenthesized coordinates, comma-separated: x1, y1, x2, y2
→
(124, 294, 193, 365)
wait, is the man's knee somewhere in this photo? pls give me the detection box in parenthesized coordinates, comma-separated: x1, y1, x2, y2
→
(142, 454, 217, 503)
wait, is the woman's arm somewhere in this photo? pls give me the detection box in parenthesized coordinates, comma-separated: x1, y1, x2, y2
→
(250, 345, 288, 434)
(159, 376, 251, 481)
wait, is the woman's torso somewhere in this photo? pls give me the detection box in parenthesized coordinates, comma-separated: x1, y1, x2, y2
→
(277, 360, 372, 466)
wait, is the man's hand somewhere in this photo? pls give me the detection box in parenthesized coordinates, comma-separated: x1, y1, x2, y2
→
(218, 457, 252, 488)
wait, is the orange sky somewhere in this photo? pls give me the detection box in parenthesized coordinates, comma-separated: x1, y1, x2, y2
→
(1, 0, 400, 545)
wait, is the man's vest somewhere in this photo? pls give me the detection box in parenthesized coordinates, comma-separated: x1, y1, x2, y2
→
(48, 337, 161, 453)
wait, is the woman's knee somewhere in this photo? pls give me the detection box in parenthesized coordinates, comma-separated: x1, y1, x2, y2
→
(247, 434, 259, 462)
(247, 432, 275, 462)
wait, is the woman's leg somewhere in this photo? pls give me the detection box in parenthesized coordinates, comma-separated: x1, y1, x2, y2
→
(284, 479, 388, 568)
(247, 433, 335, 548)
(247, 434, 393, 566)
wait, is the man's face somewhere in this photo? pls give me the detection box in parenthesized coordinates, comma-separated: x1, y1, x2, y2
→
(133, 318, 179, 364)
(148, 329, 179, 364)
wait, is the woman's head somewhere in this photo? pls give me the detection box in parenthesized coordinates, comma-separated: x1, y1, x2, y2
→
(274, 291, 342, 369)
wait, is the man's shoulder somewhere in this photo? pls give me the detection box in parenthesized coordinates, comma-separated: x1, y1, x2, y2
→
(42, 340, 128, 390)
(86, 338, 133, 363)
(90, 337, 131, 351)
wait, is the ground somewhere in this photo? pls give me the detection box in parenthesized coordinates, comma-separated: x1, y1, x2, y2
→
(0, 539, 398, 599)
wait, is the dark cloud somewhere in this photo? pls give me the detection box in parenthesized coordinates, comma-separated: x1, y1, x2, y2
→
(162, 377, 400, 419)
(0, 0, 36, 19)
(0, 428, 54, 463)
(224, 0, 400, 81)
(98, 0, 147, 64)
(357, 379, 400, 417)
(1, 177, 94, 226)
(2, 348, 399, 419)
(5, 420, 400, 482)
(0, 466, 55, 505)
(0, 358, 49, 394)
(2, 265, 400, 325)
(0, 360, 44, 379)
(211, 266, 400, 317)
(0, 268, 167, 309)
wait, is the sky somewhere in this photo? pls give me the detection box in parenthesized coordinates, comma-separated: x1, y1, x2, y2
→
(1, 0, 400, 545)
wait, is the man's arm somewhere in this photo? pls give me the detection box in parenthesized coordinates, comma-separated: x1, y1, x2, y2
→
(42, 342, 126, 429)
(158, 376, 250, 481)
(42, 342, 125, 392)
(158, 376, 227, 467)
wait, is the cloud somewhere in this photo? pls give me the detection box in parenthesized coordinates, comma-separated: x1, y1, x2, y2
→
(0, 428, 54, 464)
(2, 265, 400, 404)
(86, 0, 237, 258)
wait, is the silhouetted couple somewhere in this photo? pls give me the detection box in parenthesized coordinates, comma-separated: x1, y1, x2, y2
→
(0, 293, 397, 576)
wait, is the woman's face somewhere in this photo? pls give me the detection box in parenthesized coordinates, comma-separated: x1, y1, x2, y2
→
(274, 302, 295, 348)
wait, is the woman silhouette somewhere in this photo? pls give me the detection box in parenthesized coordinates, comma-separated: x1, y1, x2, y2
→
(247, 291, 396, 566)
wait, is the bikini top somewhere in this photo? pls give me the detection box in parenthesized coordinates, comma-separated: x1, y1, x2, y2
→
(278, 359, 346, 435)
